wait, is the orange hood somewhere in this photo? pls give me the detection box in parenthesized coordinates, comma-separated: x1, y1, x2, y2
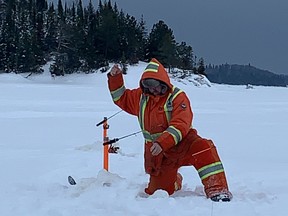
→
(140, 58, 173, 91)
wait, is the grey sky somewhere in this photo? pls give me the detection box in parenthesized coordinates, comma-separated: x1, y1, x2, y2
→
(56, 0, 288, 75)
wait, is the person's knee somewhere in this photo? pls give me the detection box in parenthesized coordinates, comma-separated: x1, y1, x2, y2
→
(145, 170, 179, 195)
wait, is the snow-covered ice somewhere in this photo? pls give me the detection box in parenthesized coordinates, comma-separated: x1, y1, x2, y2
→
(1, 63, 287, 215)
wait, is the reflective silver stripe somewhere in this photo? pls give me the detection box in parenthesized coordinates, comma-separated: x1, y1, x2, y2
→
(143, 131, 161, 142)
(197, 162, 224, 180)
(143, 131, 152, 141)
(165, 126, 182, 144)
(144, 62, 159, 73)
(171, 87, 182, 99)
(164, 92, 173, 120)
(164, 87, 183, 121)
(110, 85, 126, 102)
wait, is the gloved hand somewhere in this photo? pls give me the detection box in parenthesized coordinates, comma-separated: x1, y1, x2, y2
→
(109, 64, 122, 76)
(150, 142, 163, 156)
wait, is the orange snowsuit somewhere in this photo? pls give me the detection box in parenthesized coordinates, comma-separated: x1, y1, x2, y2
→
(108, 58, 231, 198)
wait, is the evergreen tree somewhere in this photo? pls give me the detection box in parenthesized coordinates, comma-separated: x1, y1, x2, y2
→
(175, 42, 194, 70)
(50, 0, 67, 75)
(197, 57, 207, 76)
(136, 16, 147, 62)
(57, 0, 64, 21)
(84, 0, 98, 69)
(0, 0, 17, 72)
(118, 13, 146, 64)
(36, 0, 47, 12)
(33, 0, 46, 70)
(16, 0, 34, 72)
(45, 3, 57, 52)
(97, 0, 120, 60)
(74, 0, 85, 58)
(146, 20, 176, 68)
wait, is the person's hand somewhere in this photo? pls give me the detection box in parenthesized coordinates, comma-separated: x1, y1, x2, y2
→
(150, 142, 163, 156)
(109, 64, 122, 76)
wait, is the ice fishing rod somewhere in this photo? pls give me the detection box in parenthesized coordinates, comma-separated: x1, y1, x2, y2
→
(103, 130, 142, 145)
(96, 110, 123, 127)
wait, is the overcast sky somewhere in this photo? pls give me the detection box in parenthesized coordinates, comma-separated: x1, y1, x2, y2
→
(55, 0, 288, 75)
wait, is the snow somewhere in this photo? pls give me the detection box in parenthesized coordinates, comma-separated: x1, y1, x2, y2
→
(1, 63, 288, 216)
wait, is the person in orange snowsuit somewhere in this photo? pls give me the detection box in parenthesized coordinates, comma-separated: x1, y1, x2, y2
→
(107, 58, 232, 201)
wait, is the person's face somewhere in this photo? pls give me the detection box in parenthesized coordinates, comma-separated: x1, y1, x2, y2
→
(146, 85, 162, 95)
(142, 79, 162, 95)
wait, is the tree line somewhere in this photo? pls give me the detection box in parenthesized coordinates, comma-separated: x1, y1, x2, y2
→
(0, 0, 203, 76)
(205, 64, 288, 87)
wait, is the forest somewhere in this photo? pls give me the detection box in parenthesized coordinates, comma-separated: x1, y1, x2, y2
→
(205, 64, 288, 87)
(1, 0, 287, 86)
(0, 0, 200, 75)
